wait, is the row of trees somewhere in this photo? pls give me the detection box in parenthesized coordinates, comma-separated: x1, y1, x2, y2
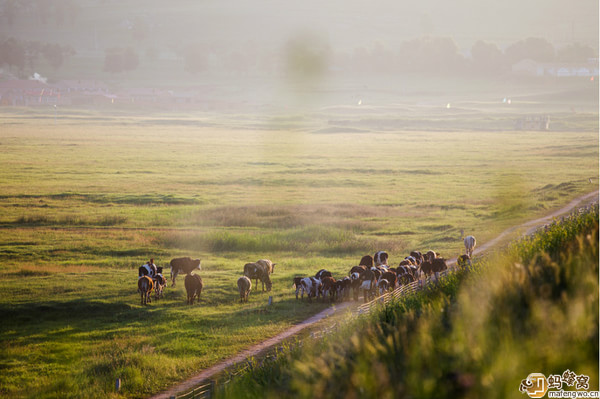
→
(0, 37, 75, 73)
(1, 35, 596, 80)
(181, 36, 597, 78)
(2, 0, 80, 27)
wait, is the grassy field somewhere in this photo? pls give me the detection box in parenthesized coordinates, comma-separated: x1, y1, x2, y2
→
(218, 205, 599, 399)
(0, 101, 598, 398)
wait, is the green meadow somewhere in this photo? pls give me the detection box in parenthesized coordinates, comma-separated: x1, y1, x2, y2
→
(0, 100, 598, 398)
(218, 205, 599, 399)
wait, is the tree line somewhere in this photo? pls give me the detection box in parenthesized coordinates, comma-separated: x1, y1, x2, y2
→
(0, 34, 596, 80)
(0, 37, 75, 73)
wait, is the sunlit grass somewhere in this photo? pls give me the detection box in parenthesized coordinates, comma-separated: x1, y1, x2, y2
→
(0, 109, 597, 397)
(218, 205, 599, 399)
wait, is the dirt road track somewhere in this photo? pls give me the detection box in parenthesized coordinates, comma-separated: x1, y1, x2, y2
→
(150, 302, 355, 399)
(149, 190, 598, 399)
(473, 190, 599, 256)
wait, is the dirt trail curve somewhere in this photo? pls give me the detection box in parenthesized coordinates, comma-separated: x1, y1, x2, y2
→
(150, 190, 598, 399)
(473, 190, 599, 256)
(150, 302, 354, 399)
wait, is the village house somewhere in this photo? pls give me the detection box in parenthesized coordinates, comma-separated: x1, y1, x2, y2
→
(0, 79, 60, 106)
(512, 58, 599, 78)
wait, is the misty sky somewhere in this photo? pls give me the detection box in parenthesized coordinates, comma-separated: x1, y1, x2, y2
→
(2, 0, 597, 54)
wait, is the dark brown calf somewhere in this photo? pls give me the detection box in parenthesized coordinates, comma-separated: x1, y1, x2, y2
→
(420, 258, 447, 276)
(184, 273, 203, 305)
(170, 257, 201, 287)
(320, 276, 337, 302)
(359, 255, 374, 268)
(237, 276, 252, 303)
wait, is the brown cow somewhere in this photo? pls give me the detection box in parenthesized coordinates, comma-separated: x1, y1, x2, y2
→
(359, 255, 374, 268)
(381, 271, 397, 290)
(243, 262, 272, 292)
(184, 273, 203, 305)
(237, 276, 252, 303)
(256, 259, 276, 274)
(420, 258, 448, 276)
(138, 276, 153, 306)
(320, 276, 337, 302)
(153, 268, 167, 300)
(349, 265, 367, 276)
(170, 257, 202, 287)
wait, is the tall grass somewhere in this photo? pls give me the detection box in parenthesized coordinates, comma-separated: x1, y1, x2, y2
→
(218, 205, 599, 398)
(159, 225, 405, 255)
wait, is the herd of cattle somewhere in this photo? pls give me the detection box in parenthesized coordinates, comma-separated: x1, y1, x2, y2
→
(137, 236, 477, 306)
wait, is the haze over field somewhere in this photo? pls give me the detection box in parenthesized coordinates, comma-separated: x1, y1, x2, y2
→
(0, 2, 598, 398)
(0, 0, 598, 112)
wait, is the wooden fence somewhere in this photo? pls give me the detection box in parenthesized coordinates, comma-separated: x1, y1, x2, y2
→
(170, 381, 214, 399)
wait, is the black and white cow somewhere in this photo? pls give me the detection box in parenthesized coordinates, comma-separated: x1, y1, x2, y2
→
(139, 259, 157, 279)
(359, 269, 376, 302)
(374, 251, 389, 268)
(377, 278, 390, 295)
(299, 277, 322, 302)
(315, 269, 332, 280)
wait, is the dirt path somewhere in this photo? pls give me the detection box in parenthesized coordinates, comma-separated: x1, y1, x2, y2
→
(149, 190, 598, 399)
(150, 302, 356, 399)
(474, 190, 598, 256)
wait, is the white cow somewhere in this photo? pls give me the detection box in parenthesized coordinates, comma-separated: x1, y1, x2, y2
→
(464, 235, 476, 257)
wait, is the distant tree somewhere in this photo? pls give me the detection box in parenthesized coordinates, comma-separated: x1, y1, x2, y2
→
(42, 43, 75, 69)
(370, 41, 396, 74)
(4, 0, 18, 26)
(556, 43, 596, 63)
(66, 1, 81, 26)
(23, 40, 43, 71)
(471, 40, 506, 75)
(103, 47, 139, 73)
(35, 0, 51, 25)
(398, 36, 465, 75)
(504, 37, 555, 64)
(0, 37, 26, 72)
(183, 43, 208, 74)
